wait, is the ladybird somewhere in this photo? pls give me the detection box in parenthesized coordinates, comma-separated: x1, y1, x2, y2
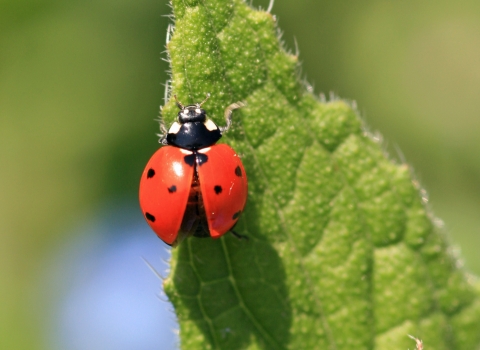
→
(139, 94, 248, 246)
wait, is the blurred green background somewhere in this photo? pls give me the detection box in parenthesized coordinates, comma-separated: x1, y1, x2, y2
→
(1, 0, 479, 348)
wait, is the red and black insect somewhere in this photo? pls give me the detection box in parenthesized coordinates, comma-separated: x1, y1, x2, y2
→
(139, 94, 248, 246)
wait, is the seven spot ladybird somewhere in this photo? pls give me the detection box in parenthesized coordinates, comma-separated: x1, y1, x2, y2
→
(139, 94, 248, 246)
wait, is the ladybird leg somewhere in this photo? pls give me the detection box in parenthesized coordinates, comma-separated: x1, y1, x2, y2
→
(230, 229, 249, 241)
(157, 117, 169, 145)
(219, 101, 245, 134)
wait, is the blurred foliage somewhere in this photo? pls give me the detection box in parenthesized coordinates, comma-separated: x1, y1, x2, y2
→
(1, 0, 479, 349)
(0, 0, 169, 348)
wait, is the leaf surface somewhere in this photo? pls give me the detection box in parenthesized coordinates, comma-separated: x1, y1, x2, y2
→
(162, 1, 480, 348)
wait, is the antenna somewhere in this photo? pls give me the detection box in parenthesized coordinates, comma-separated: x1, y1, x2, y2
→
(198, 93, 211, 107)
(173, 95, 184, 109)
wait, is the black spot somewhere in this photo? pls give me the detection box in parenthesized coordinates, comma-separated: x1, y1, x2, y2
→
(184, 154, 195, 167)
(234, 166, 242, 177)
(168, 185, 177, 193)
(196, 153, 208, 166)
(147, 168, 155, 178)
(232, 211, 241, 220)
(145, 212, 155, 222)
(214, 185, 222, 194)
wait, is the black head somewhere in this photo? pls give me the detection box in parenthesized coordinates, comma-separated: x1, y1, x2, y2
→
(166, 94, 222, 150)
(177, 105, 207, 123)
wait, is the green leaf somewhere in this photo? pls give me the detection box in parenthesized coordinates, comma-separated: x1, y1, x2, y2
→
(162, 0, 480, 348)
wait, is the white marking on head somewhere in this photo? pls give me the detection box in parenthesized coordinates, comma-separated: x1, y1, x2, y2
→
(180, 149, 193, 155)
(195, 108, 201, 114)
(198, 147, 211, 154)
(168, 122, 182, 134)
(204, 119, 218, 131)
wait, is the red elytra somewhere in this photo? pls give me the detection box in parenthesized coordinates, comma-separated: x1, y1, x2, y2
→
(139, 95, 248, 246)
